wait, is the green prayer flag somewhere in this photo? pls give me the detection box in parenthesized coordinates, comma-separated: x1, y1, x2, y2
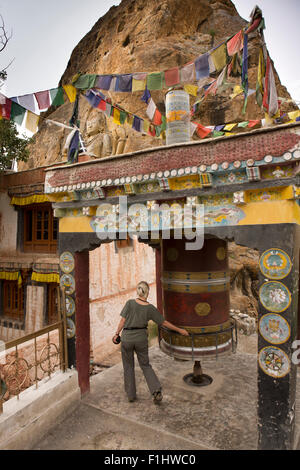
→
(73, 74, 97, 90)
(119, 110, 127, 125)
(147, 72, 163, 90)
(10, 101, 26, 126)
(161, 115, 166, 131)
(238, 121, 249, 128)
(50, 88, 64, 107)
(212, 131, 225, 137)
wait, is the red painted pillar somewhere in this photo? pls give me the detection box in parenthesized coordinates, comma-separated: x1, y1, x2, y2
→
(155, 247, 163, 315)
(74, 251, 90, 396)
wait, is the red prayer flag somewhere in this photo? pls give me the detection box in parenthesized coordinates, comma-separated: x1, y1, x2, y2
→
(34, 90, 50, 110)
(262, 56, 271, 112)
(196, 124, 212, 139)
(1, 98, 12, 119)
(164, 67, 180, 87)
(98, 99, 106, 111)
(248, 120, 260, 128)
(227, 30, 243, 56)
(148, 124, 156, 137)
(153, 108, 162, 126)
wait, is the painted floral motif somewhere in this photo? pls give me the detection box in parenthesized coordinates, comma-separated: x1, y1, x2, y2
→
(259, 281, 291, 313)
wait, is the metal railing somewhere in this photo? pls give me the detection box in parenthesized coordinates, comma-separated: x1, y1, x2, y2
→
(158, 319, 238, 361)
(0, 287, 68, 413)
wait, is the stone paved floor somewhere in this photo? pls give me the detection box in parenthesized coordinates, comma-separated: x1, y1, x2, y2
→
(32, 338, 300, 450)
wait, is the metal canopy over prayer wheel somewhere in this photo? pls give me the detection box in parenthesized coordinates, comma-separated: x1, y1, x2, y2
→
(160, 237, 232, 360)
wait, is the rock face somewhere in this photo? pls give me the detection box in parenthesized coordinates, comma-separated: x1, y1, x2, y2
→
(19, 0, 295, 170)
(228, 242, 259, 320)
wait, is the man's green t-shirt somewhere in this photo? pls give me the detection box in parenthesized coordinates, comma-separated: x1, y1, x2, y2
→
(120, 299, 164, 342)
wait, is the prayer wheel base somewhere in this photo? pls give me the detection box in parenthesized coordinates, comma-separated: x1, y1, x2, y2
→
(160, 338, 232, 360)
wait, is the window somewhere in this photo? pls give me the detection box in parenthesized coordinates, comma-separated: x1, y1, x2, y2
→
(3, 281, 25, 322)
(23, 203, 58, 253)
(48, 284, 59, 325)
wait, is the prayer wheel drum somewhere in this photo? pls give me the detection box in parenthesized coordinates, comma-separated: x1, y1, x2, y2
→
(160, 237, 232, 359)
(165, 89, 190, 146)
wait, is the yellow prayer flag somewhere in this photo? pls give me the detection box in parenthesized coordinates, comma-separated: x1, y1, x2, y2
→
(288, 110, 300, 120)
(132, 78, 146, 92)
(210, 44, 227, 72)
(184, 84, 198, 97)
(143, 119, 150, 133)
(224, 123, 237, 131)
(25, 111, 40, 133)
(113, 108, 121, 125)
(230, 85, 243, 99)
(126, 113, 134, 126)
(63, 84, 77, 103)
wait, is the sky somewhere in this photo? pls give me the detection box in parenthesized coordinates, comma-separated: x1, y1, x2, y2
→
(0, 0, 299, 105)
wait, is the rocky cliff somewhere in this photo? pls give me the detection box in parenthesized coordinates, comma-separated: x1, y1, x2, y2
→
(19, 0, 295, 170)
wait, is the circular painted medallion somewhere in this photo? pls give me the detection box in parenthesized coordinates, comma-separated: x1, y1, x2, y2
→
(258, 346, 290, 378)
(66, 319, 76, 339)
(65, 295, 75, 317)
(259, 313, 290, 345)
(259, 249, 292, 280)
(59, 251, 75, 274)
(60, 274, 75, 295)
(194, 303, 211, 316)
(259, 281, 291, 313)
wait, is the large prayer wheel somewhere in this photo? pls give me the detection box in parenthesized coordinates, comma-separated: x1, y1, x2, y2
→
(160, 237, 232, 359)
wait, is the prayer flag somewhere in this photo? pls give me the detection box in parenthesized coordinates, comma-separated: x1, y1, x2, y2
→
(268, 62, 278, 117)
(50, 88, 64, 107)
(194, 53, 210, 80)
(17, 94, 36, 113)
(288, 110, 300, 120)
(115, 74, 133, 92)
(68, 129, 80, 164)
(153, 109, 162, 126)
(184, 84, 198, 96)
(73, 74, 97, 90)
(119, 110, 127, 125)
(227, 30, 243, 56)
(85, 90, 101, 108)
(34, 90, 50, 110)
(180, 62, 195, 83)
(142, 119, 150, 134)
(196, 124, 212, 139)
(256, 48, 265, 107)
(164, 67, 180, 87)
(10, 101, 26, 126)
(126, 113, 134, 126)
(238, 121, 249, 128)
(95, 75, 113, 90)
(146, 98, 156, 121)
(98, 99, 106, 111)
(141, 87, 151, 104)
(113, 108, 121, 125)
(248, 120, 260, 128)
(25, 110, 39, 133)
(147, 72, 163, 90)
(241, 33, 248, 113)
(132, 73, 147, 92)
(0, 97, 12, 119)
(132, 116, 142, 132)
(224, 123, 237, 131)
(210, 44, 227, 72)
(63, 85, 77, 103)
